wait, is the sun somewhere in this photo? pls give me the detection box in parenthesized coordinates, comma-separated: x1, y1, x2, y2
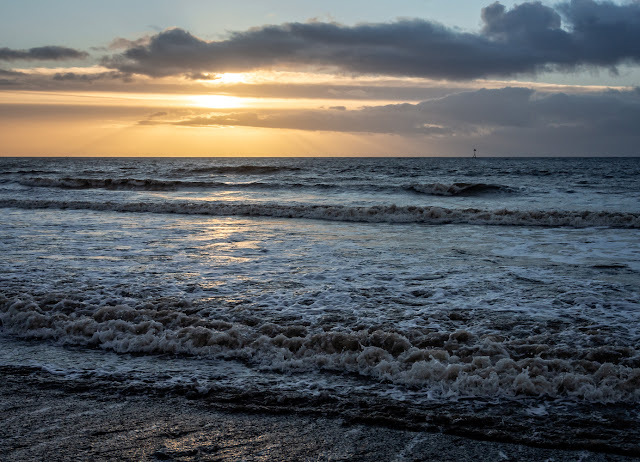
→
(215, 73, 247, 84)
(189, 94, 245, 108)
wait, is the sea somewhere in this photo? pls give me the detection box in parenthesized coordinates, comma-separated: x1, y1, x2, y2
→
(1, 156, 639, 453)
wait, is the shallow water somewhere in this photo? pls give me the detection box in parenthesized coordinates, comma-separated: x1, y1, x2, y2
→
(1, 157, 639, 451)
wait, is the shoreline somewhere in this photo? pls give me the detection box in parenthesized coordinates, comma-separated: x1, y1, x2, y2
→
(1, 373, 637, 462)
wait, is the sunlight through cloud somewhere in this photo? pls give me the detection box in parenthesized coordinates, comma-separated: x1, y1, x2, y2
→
(189, 94, 245, 108)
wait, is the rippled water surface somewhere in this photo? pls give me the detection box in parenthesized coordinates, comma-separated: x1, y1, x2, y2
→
(1, 157, 639, 452)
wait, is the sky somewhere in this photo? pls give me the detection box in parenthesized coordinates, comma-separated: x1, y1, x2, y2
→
(1, 0, 639, 157)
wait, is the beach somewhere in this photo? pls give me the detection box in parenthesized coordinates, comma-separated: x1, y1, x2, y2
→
(3, 369, 639, 461)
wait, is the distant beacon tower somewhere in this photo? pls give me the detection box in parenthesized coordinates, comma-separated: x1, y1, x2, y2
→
(473, 148, 477, 158)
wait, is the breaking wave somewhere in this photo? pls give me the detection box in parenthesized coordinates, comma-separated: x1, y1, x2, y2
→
(1, 198, 638, 228)
(1, 293, 638, 403)
(406, 183, 515, 196)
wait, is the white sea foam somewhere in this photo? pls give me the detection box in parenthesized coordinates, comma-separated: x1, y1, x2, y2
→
(1, 293, 638, 403)
(1, 198, 639, 228)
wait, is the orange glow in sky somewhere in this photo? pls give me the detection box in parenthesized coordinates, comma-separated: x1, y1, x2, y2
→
(2, 3, 639, 157)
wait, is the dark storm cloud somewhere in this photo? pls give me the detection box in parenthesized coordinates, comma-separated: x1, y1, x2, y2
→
(104, 0, 640, 79)
(0, 46, 88, 61)
(558, 0, 640, 67)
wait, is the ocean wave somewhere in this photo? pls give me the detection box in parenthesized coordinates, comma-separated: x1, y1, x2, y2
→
(17, 177, 221, 191)
(1, 293, 638, 403)
(17, 177, 342, 192)
(405, 182, 515, 196)
(179, 165, 302, 174)
(1, 198, 638, 228)
(0, 170, 59, 175)
(17, 177, 516, 197)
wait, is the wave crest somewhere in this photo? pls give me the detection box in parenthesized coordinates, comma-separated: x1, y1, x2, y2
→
(1, 198, 638, 228)
(18, 177, 516, 197)
(18, 177, 355, 192)
(17, 177, 222, 191)
(1, 293, 638, 403)
(406, 182, 514, 196)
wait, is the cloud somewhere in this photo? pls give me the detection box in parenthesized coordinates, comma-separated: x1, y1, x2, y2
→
(0, 63, 619, 99)
(103, 1, 640, 80)
(108, 36, 152, 51)
(0, 68, 26, 76)
(0, 68, 28, 86)
(558, 0, 640, 67)
(0, 46, 88, 61)
(163, 106, 452, 134)
(0, 65, 139, 90)
(52, 71, 131, 82)
(140, 87, 640, 154)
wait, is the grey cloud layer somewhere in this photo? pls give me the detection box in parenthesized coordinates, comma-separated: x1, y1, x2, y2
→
(0, 46, 88, 61)
(145, 87, 640, 154)
(105, 0, 640, 79)
(52, 71, 131, 82)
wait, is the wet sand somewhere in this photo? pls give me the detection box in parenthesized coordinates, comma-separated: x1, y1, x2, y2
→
(1, 373, 637, 462)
